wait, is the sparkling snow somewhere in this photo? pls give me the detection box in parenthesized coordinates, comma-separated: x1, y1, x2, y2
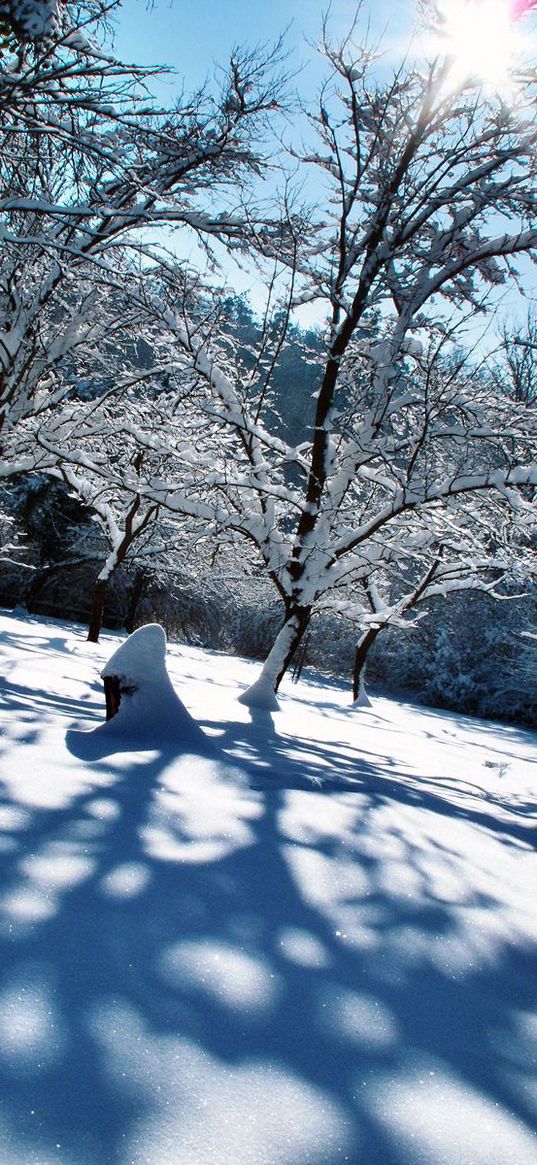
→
(0, 609, 535, 1165)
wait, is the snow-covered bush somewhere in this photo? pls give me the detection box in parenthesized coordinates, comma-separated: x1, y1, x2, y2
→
(370, 590, 537, 727)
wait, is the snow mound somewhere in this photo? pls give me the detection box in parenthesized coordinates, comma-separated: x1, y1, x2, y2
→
(1, 612, 537, 1165)
(80, 624, 209, 752)
(102, 622, 169, 686)
(352, 688, 372, 709)
(238, 675, 281, 712)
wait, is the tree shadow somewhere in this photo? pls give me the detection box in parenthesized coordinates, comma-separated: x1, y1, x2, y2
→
(0, 711, 535, 1164)
(200, 709, 537, 852)
(0, 613, 536, 1163)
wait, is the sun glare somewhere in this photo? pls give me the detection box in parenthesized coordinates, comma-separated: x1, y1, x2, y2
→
(436, 0, 521, 91)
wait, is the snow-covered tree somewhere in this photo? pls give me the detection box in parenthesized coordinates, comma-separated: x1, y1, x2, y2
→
(0, 0, 287, 449)
(495, 311, 537, 405)
(19, 332, 232, 637)
(0, 0, 290, 614)
(6, 1, 536, 717)
(344, 531, 535, 706)
(60, 462, 161, 644)
(130, 12, 537, 709)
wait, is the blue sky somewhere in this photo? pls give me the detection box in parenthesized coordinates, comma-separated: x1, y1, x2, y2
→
(111, 1, 536, 328)
(111, 1, 419, 321)
(115, 0, 414, 97)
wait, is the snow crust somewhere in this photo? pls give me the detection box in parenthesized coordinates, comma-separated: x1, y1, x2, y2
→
(7, 0, 59, 41)
(0, 610, 536, 1165)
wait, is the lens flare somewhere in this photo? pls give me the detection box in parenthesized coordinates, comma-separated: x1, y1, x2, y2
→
(437, 0, 519, 90)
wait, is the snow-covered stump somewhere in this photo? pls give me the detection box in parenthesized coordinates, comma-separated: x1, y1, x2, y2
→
(99, 624, 208, 748)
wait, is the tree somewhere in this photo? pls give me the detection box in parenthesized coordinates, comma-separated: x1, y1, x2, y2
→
(0, 0, 287, 450)
(0, 0, 291, 629)
(20, 327, 230, 637)
(2, 470, 95, 591)
(130, 9, 537, 709)
(9, 2, 537, 714)
(61, 460, 161, 644)
(345, 536, 535, 706)
(496, 311, 537, 405)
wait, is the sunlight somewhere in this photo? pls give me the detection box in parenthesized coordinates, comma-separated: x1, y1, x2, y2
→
(0, 972, 64, 1067)
(0, 886, 56, 927)
(277, 926, 331, 969)
(88, 1001, 354, 1165)
(437, 0, 520, 91)
(99, 861, 150, 899)
(20, 843, 95, 890)
(159, 939, 280, 1013)
(369, 1058, 537, 1165)
(319, 989, 399, 1051)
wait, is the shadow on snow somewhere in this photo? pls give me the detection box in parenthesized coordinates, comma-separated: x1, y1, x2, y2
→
(0, 627, 535, 1163)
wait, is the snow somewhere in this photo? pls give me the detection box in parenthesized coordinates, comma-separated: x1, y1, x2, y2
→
(92, 624, 209, 751)
(0, 609, 536, 1165)
(238, 672, 281, 710)
(102, 623, 169, 682)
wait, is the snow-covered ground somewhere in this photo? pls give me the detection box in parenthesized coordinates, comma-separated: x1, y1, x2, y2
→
(0, 609, 536, 1165)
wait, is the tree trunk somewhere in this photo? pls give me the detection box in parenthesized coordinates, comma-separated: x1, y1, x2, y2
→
(238, 605, 311, 709)
(103, 675, 121, 720)
(352, 626, 380, 704)
(291, 630, 311, 684)
(25, 567, 51, 614)
(125, 570, 147, 634)
(87, 577, 108, 643)
(85, 497, 157, 644)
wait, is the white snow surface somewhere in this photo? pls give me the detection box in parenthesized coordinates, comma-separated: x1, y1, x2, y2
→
(0, 609, 536, 1165)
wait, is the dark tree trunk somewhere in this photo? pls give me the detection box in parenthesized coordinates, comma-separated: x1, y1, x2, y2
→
(25, 559, 96, 616)
(291, 630, 311, 684)
(87, 577, 108, 643)
(274, 605, 312, 692)
(125, 570, 147, 634)
(86, 497, 157, 644)
(25, 567, 51, 614)
(103, 675, 121, 720)
(352, 626, 381, 702)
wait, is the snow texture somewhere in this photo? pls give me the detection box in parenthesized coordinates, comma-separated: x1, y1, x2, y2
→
(0, 610, 536, 1165)
(352, 686, 372, 709)
(102, 622, 169, 683)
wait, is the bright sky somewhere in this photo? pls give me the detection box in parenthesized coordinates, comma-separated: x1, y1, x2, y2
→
(115, 0, 413, 96)
(112, 0, 416, 323)
(112, 1, 537, 329)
